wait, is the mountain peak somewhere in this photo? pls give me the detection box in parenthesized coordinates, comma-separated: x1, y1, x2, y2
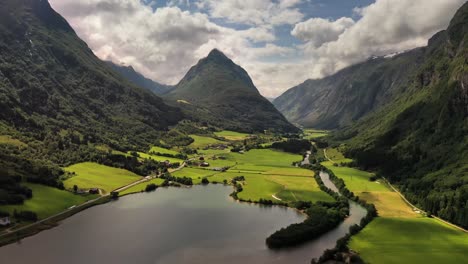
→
(207, 48, 227, 58)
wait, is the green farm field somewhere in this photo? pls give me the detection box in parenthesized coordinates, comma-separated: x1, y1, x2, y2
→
(321, 148, 468, 263)
(149, 146, 179, 155)
(136, 152, 184, 163)
(214, 130, 251, 140)
(173, 148, 333, 203)
(350, 217, 468, 264)
(303, 129, 328, 139)
(119, 178, 166, 196)
(0, 183, 95, 219)
(189, 135, 225, 148)
(64, 162, 141, 193)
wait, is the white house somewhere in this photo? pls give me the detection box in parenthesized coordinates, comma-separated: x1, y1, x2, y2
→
(0, 216, 10, 226)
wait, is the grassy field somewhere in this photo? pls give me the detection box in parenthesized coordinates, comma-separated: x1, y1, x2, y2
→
(189, 135, 224, 148)
(136, 152, 184, 163)
(149, 146, 179, 155)
(0, 183, 95, 219)
(172, 167, 219, 184)
(322, 148, 468, 263)
(322, 161, 388, 192)
(303, 129, 328, 139)
(119, 178, 166, 196)
(350, 217, 468, 264)
(64, 162, 141, 193)
(172, 148, 333, 203)
(214, 130, 251, 140)
(0, 135, 27, 147)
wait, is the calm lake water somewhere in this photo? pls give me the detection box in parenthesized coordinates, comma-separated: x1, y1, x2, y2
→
(0, 178, 366, 264)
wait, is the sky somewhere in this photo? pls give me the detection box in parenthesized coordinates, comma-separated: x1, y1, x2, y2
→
(49, 0, 466, 98)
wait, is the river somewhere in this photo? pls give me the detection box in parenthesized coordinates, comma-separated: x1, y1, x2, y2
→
(0, 173, 367, 264)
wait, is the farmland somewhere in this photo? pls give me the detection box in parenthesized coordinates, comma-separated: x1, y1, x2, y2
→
(0, 183, 94, 220)
(321, 149, 468, 263)
(214, 130, 251, 140)
(64, 162, 141, 193)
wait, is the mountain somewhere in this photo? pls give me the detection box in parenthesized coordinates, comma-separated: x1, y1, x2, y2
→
(165, 49, 298, 133)
(334, 3, 468, 228)
(107, 61, 172, 95)
(0, 0, 182, 198)
(274, 50, 425, 129)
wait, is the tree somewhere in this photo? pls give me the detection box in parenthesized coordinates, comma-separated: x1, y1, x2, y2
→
(73, 184, 78, 193)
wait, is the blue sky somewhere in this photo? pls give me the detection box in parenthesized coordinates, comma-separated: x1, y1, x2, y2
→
(50, 0, 465, 97)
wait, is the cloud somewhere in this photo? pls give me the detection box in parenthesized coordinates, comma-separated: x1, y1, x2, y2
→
(294, 0, 466, 81)
(292, 17, 355, 48)
(197, 0, 304, 26)
(49, 0, 466, 98)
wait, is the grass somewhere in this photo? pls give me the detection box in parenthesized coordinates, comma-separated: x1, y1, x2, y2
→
(357, 192, 418, 218)
(119, 178, 165, 196)
(321, 161, 389, 192)
(189, 135, 224, 148)
(214, 130, 251, 140)
(172, 167, 219, 184)
(0, 183, 95, 219)
(322, 147, 468, 263)
(270, 175, 334, 202)
(136, 152, 184, 163)
(349, 217, 468, 264)
(64, 162, 141, 193)
(149, 146, 179, 155)
(0, 135, 27, 148)
(303, 129, 328, 139)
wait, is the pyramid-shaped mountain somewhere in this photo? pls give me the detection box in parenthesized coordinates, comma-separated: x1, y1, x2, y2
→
(166, 49, 298, 133)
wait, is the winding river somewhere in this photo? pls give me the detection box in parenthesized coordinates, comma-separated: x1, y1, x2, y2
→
(0, 172, 367, 264)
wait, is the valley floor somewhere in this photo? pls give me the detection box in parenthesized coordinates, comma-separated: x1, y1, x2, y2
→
(322, 148, 468, 264)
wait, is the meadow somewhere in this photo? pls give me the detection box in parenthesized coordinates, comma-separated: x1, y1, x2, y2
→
(149, 146, 179, 155)
(64, 162, 141, 193)
(189, 135, 225, 148)
(303, 129, 328, 139)
(173, 148, 333, 204)
(119, 178, 166, 196)
(0, 183, 95, 219)
(136, 152, 184, 163)
(214, 130, 251, 140)
(320, 148, 468, 263)
(350, 217, 468, 264)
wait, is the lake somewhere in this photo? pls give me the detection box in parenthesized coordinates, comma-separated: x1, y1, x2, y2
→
(0, 181, 366, 264)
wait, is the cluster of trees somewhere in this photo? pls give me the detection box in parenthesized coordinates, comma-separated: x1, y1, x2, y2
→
(145, 184, 158, 192)
(160, 174, 193, 186)
(271, 139, 312, 154)
(13, 210, 38, 222)
(266, 200, 349, 248)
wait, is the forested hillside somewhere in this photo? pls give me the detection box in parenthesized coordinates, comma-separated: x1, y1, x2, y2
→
(0, 0, 182, 204)
(334, 2, 468, 228)
(166, 49, 299, 133)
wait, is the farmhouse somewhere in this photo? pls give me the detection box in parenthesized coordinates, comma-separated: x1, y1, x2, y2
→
(0, 216, 11, 226)
(201, 162, 210, 167)
(89, 188, 99, 194)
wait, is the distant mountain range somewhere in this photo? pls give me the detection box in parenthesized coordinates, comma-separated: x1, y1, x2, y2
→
(273, 50, 425, 129)
(106, 62, 173, 95)
(275, 2, 468, 228)
(164, 49, 298, 133)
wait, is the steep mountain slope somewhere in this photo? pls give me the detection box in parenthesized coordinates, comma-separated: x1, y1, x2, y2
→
(0, 0, 182, 201)
(335, 3, 468, 228)
(166, 49, 298, 133)
(274, 50, 425, 129)
(0, 0, 182, 145)
(107, 61, 172, 95)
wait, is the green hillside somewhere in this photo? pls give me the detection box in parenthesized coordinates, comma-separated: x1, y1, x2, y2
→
(165, 49, 298, 133)
(334, 2, 468, 228)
